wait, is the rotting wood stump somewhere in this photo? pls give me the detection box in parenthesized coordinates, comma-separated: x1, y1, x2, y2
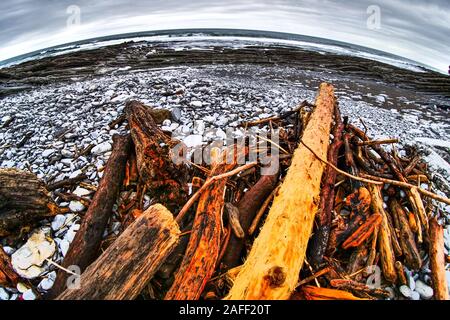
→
(0, 168, 60, 236)
(125, 100, 189, 210)
(225, 82, 335, 300)
(57, 204, 180, 300)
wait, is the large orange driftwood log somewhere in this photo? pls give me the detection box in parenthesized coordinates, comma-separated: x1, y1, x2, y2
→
(57, 204, 180, 300)
(225, 83, 335, 300)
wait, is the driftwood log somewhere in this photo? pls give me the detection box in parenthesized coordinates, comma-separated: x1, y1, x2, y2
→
(125, 100, 188, 210)
(309, 102, 344, 268)
(221, 170, 279, 270)
(57, 204, 180, 300)
(0, 168, 60, 236)
(429, 218, 449, 300)
(225, 82, 335, 300)
(0, 245, 19, 287)
(48, 134, 132, 299)
(369, 184, 397, 284)
(165, 150, 236, 300)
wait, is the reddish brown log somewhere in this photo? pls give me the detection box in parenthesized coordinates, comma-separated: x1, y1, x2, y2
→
(342, 213, 382, 250)
(125, 101, 188, 210)
(309, 103, 344, 268)
(57, 204, 180, 300)
(221, 171, 279, 270)
(429, 218, 449, 300)
(48, 134, 131, 299)
(165, 150, 236, 300)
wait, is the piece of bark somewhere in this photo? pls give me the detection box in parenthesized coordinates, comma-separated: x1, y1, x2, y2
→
(300, 285, 367, 300)
(165, 150, 236, 300)
(47, 173, 87, 191)
(342, 213, 381, 250)
(429, 218, 449, 300)
(224, 203, 245, 239)
(125, 100, 188, 210)
(390, 200, 421, 270)
(395, 261, 408, 286)
(221, 171, 279, 270)
(369, 184, 397, 284)
(309, 102, 344, 268)
(48, 134, 131, 299)
(57, 204, 180, 300)
(225, 83, 335, 300)
(329, 279, 390, 299)
(0, 168, 60, 236)
(0, 245, 19, 287)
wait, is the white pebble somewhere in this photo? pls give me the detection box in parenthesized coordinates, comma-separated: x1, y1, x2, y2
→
(22, 289, 37, 300)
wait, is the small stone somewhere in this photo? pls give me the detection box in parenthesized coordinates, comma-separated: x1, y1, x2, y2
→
(11, 229, 56, 279)
(38, 271, 56, 291)
(415, 280, 433, 299)
(73, 187, 91, 197)
(183, 135, 203, 148)
(0, 287, 9, 300)
(171, 107, 182, 122)
(399, 285, 413, 298)
(22, 289, 37, 300)
(51, 215, 66, 231)
(64, 223, 80, 242)
(410, 291, 421, 300)
(190, 101, 203, 107)
(216, 128, 227, 140)
(42, 149, 56, 158)
(17, 282, 29, 293)
(69, 169, 82, 179)
(162, 119, 171, 127)
(69, 201, 85, 212)
(61, 149, 73, 157)
(91, 142, 112, 155)
(2, 246, 15, 255)
(59, 239, 70, 256)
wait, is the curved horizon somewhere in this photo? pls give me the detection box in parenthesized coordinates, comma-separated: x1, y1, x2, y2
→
(0, 28, 439, 74)
(0, 1, 449, 73)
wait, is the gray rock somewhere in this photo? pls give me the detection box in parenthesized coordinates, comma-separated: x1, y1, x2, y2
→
(415, 280, 433, 299)
(171, 107, 182, 122)
(91, 141, 112, 155)
(37, 271, 56, 291)
(42, 149, 56, 158)
(0, 287, 9, 300)
(51, 214, 66, 231)
(69, 201, 85, 212)
(399, 285, 413, 298)
(22, 289, 37, 300)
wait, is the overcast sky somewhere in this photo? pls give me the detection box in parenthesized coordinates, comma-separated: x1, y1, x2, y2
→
(0, 0, 449, 72)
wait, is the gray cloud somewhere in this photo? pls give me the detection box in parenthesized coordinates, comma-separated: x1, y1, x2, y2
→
(0, 0, 449, 72)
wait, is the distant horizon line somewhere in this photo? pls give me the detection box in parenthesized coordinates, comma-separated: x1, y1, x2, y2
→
(0, 28, 441, 74)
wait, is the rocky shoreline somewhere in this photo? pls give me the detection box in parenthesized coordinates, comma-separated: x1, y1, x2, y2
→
(0, 41, 449, 300)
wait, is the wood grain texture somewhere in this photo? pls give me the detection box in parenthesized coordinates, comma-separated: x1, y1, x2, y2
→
(0, 168, 59, 236)
(225, 83, 335, 300)
(57, 204, 180, 300)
